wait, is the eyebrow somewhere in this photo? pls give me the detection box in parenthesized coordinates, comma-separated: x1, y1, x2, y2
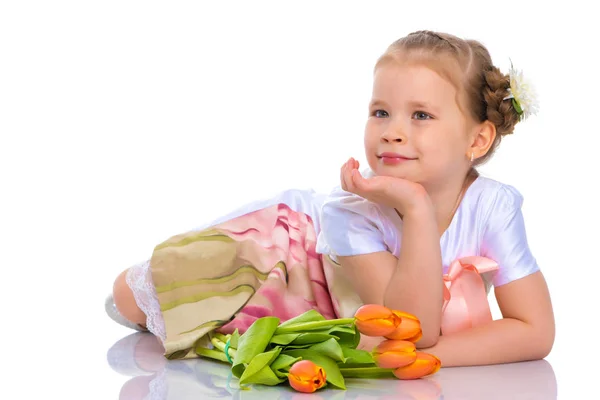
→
(408, 100, 437, 111)
(369, 99, 388, 108)
(369, 98, 440, 113)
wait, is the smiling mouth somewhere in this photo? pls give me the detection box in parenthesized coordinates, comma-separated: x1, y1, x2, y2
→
(377, 153, 417, 164)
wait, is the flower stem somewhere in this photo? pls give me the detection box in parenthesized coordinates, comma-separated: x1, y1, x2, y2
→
(213, 332, 230, 343)
(211, 337, 225, 351)
(211, 337, 237, 359)
(339, 366, 395, 378)
(196, 347, 230, 363)
(274, 318, 355, 334)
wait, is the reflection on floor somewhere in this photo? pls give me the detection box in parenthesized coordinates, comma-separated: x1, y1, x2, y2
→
(107, 332, 557, 399)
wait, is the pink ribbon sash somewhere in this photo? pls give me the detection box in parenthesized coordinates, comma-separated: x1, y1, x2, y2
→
(441, 256, 499, 335)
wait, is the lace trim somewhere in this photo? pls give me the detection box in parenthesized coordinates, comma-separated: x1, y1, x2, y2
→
(145, 369, 168, 400)
(126, 260, 166, 342)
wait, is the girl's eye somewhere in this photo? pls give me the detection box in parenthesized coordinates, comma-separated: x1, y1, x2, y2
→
(413, 111, 432, 120)
(373, 110, 389, 118)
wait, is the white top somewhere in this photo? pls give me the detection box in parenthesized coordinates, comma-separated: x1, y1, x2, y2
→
(315, 169, 540, 288)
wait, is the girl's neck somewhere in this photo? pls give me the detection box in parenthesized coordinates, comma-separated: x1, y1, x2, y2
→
(426, 168, 478, 236)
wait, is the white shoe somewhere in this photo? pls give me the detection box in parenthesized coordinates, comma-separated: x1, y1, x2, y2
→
(105, 294, 146, 332)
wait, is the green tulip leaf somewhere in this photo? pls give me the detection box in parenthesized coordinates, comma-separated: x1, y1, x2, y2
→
(232, 317, 280, 378)
(328, 325, 360, 348)
(277, 310, 326, 328)
(340, 347, 376, 366)
(327, 325, 355, 334)
(291, 333, 338, 345)
(229, 329, 240, 349)
(338, 366, 395, 378)
(271, 328, 333, 346)
(270, 354, 301, 379)
(308, 338, 346, 363)
(239, 348, 284, 386)
(271, 332, 337, 346)
(275, 339, 337, 351)
(270, 334, 299, 345)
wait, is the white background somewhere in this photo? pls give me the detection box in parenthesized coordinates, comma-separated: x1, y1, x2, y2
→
(1, 1, 598, 398)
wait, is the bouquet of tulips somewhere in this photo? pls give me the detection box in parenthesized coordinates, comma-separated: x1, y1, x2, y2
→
(195, 304, 441, 393)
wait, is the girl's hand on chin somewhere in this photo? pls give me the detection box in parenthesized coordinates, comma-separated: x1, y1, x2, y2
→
(340, 157, 430, 216)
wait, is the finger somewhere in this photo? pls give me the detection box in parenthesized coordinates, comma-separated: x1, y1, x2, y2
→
(342, 158, 353, 174)
(341, 160, 353, 192)
(344, 164, 357, 194)
(351, 169, 370, 194)
(349, 158, 360, 178)
(340, 161, 349, 191)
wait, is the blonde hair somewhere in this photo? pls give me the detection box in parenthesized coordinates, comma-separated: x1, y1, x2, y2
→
(376, 30, 521, 166)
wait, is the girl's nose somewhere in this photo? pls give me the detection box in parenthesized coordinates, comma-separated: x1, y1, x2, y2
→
(381, 128, 406, 143)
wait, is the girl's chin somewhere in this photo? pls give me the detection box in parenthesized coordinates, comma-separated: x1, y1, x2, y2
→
(371, 164, 414, 180)
(367, 159, 426, 182)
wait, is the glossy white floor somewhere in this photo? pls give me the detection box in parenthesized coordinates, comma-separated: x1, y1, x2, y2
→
(105, 331, 558, 399)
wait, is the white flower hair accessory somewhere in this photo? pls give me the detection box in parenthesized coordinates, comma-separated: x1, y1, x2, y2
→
(503, 60, 540, 121)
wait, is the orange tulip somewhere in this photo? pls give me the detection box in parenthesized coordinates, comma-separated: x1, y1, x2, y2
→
(288, 360, 327, 393)
(354, 304, 401, 337)
(385, 310, 423, 342)
(372, 339, 417, 369)
(393, 352, 441, 380)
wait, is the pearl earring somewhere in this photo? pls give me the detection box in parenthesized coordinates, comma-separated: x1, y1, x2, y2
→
(470, 152, 475, 162)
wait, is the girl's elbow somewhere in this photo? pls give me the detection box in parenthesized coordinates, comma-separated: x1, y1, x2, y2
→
(535, 330, 555, 359)
(529, 341, 553, 360)
(416, 331, 440, 348)
(528, 323, 555, 360)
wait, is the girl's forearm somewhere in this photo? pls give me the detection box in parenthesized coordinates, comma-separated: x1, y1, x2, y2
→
(421, 318, 553, 366)
(384, 203, 443, 346)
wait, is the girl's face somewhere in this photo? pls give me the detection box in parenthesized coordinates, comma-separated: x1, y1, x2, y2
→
(364, 62, 474, 186)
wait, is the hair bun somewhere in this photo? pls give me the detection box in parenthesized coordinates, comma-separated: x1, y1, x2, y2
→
(483, 67, 520, 137)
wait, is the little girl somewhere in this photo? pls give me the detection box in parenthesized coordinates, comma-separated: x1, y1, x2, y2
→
(107, 30, 555, 367)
